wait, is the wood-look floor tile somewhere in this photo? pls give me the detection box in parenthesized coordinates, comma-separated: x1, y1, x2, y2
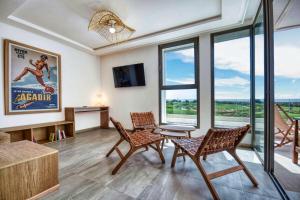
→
(72, 185, 134, 200)
(40, 129, 281, 200)
(41, 175, 96, 200)
(107, 165, 161, 198)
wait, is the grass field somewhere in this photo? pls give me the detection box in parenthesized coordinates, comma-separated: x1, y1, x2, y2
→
(166, 99, 300, 119)
(166, 99, 197, 115)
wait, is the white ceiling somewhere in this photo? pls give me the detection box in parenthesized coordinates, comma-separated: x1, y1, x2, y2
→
(273, 0, 300, 31)
(0, 0, 261, 55)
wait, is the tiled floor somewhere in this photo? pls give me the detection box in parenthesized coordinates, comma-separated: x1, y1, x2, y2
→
(275, 143, 300, 199)
(42, 128, 282, 200)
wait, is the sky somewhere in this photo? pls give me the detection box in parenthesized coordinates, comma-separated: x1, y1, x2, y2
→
(164, 28, 300, 100)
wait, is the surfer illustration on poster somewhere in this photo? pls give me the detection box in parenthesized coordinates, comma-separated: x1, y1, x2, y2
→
(14, 55, 55, 94)
(4, 40, 61, 115)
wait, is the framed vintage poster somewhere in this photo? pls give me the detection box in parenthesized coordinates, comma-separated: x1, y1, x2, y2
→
(4, 39, 61, 115)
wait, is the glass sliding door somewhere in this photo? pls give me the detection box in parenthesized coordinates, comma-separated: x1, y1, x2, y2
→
(253, 7, 265, 161)
(272, 0, 300, 198)
(212, 29, 251, 128)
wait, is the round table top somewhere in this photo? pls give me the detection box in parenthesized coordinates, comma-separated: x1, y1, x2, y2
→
(159, 125, 196, 132)
(160, 131, 187, 138)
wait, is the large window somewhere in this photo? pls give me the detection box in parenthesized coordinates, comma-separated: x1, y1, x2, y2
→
(212, 29, 251, 128)
(159, 38, 199, 127)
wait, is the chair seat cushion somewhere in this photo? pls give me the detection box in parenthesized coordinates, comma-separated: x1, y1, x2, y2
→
(172, 136, 205, 156)
(130, 130, 163, 147)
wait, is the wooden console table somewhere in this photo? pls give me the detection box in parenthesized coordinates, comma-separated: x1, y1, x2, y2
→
(0, 141, 59, 199)
(65, 106, 109, 129)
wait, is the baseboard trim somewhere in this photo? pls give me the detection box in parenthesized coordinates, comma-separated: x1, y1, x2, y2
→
(76, 126, 101, 134)
(75, 126, 116, 133)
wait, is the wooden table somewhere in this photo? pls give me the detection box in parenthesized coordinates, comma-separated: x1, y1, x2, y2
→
(293, 117, 300, 164)
(159, 125, 196, 138)
(0, 141, 59, 200)
(65, 106, 109, 130)
(160, 131, 187, 148)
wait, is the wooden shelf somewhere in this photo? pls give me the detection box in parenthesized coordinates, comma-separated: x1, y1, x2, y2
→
(37, 139, 50, 144)
(0, 121, 73, 132)
(0, 121, 75, 144)
(37, 137, 71, 144)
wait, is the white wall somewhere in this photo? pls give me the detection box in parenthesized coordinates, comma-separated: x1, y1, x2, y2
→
(197, 34, 212, 133)
(100, 45, 159, 129)
(0, 22, 101, 131)
(100, 35, 212, 133)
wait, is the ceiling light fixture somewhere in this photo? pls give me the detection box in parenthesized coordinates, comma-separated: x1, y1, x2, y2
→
(108, 20, 116, 34)
(89, 10, 135, 43)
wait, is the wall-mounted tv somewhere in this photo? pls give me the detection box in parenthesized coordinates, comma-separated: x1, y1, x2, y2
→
(113, 63, 146, 88)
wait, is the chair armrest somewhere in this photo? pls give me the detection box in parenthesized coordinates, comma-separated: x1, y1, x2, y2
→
(277, 104, 294, 122)
(0, 132, 11, 144)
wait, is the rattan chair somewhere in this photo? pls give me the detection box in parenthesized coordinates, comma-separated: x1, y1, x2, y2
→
(130, 112, 160, 133)
(106, 117, 165, 175)
(171, 125, 258, 200)
(274, 104, 295, 147)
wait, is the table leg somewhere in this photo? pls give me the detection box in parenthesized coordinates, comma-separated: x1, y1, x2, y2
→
(182, 149, 186, 161)
(188, 131, 191, 138)
(161, 137, 165, 150)
(293, 120, 299, 164)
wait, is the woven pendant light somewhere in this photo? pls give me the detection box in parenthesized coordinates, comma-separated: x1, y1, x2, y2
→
(89, 10, 135, 43)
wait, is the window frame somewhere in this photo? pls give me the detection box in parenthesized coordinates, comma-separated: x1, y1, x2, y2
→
(158, 37, 200, 128)
(210, 26, 253, 129)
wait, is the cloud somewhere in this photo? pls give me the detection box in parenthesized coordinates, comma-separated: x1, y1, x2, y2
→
(165, 89, 196, 100)
(166, 78, 194, 85)
(274, 45, 300, 78)
(215, 37, 251, 74)
(174, 48, 194, 63)
(215, 76, 250, 87)
(275, 93, 300, 99)
(215, 90, 249, 100)
(215, 36, 300, 78)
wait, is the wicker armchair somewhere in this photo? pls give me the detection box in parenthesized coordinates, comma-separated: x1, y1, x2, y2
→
(274, 104, 295, 147)
(171, 125, 258, 200)
(106, 117, 165, 175)
(130, 112, 160, 133)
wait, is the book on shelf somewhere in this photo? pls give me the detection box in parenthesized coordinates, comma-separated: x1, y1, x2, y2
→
(62, 130, 66, 139)
(57, 129, 61, 141)
(55, 129, 66, 141)
(49, 133, 55, 142)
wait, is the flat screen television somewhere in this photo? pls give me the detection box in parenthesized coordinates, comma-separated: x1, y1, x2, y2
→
(113, 63, 146, 88)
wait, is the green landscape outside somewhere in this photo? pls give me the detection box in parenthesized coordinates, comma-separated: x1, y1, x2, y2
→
(166, 99, 300, 124)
